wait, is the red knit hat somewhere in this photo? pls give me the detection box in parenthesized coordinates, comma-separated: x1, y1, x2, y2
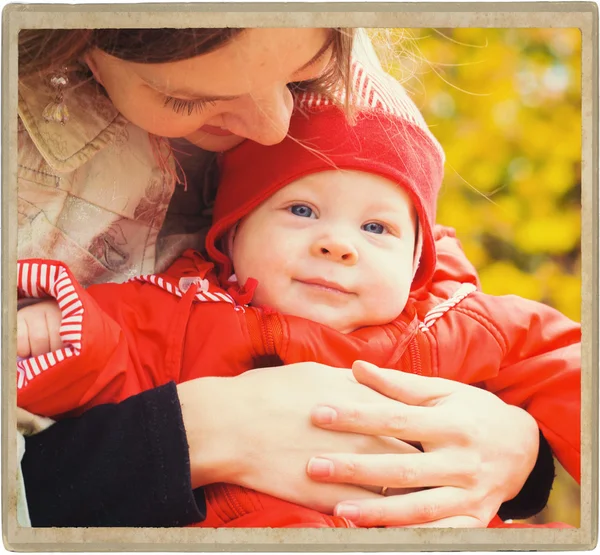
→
(206, 61, 445, 291)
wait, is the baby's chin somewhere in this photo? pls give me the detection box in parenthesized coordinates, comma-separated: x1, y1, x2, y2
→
(280, 305, 361, 335)
(249, 298, 354, 333)
(250, 292, 405, 334)
(284, 307, 404, 335)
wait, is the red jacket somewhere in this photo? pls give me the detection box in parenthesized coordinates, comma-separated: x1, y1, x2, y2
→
(16, 226, 580, 527)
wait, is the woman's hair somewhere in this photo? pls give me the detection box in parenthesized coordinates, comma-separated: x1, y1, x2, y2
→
(18, 28, 354, 107)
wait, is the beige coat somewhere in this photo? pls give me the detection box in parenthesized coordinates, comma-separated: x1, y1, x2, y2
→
(18, 76, 201, 287)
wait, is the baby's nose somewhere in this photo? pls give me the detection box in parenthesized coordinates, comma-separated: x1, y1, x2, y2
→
(312, 239, 359, 265)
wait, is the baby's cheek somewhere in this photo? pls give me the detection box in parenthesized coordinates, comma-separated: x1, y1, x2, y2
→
(372, 280, 409, 320)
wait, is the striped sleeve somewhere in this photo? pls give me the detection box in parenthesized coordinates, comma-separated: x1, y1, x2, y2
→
(17, 261, 84, 392)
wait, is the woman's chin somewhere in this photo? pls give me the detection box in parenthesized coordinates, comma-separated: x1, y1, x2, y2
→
(184, 130, 246, 152)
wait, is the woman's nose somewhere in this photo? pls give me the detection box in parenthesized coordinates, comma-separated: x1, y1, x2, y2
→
(229, 86, 294, 146)
(311, 237, 359, 266)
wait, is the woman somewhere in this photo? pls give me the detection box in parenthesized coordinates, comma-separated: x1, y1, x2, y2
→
(17, 27, 553, 528)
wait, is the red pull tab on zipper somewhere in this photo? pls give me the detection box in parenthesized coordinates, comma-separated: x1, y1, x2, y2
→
(226, 277, 258, 306)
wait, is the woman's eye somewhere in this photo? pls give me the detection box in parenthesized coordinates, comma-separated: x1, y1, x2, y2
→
(362, 222, 385, 234)
(163, 96, 217, 116)
(289, 204, 314, 218)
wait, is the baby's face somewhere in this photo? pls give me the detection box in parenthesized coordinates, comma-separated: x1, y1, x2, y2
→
(232, 170, 416, 333)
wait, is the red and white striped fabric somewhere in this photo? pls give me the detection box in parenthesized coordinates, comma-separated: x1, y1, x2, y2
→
(17, 260, 84, 390)
(297, 59, 426, 123)
(296, 59, 444, 162)
(16, 261, 237, 393)
(127, 274, 235, 305)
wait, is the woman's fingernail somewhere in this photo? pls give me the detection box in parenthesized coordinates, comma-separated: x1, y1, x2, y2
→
(312, 406, 337, 425)
(307, 457, 334, 477)
(335, 504, 361, 520)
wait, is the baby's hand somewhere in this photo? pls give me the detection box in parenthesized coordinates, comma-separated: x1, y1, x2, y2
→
(17, 300, 64, 358)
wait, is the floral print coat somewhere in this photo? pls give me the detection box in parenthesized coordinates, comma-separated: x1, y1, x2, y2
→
(17, 74, 199, 287)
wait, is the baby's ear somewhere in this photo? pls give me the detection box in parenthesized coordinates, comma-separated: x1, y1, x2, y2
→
(412, 218, 423, 280)
(226, 224, 238, 260)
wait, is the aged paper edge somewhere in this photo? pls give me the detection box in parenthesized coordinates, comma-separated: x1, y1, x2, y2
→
(2, 2, 598, 552)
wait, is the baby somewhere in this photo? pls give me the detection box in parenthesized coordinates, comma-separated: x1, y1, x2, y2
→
(16, 67, 580, 528)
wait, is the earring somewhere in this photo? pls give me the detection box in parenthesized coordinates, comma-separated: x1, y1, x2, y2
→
(42, 67, 70, 125)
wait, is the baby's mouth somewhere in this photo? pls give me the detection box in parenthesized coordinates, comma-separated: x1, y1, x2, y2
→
(294, 278, 354, 295)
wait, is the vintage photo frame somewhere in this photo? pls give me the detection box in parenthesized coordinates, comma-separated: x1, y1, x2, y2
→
(2, 2, 597, 551)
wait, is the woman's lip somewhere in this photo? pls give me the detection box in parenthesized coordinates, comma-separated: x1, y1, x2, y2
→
(198, 124, 235, 137)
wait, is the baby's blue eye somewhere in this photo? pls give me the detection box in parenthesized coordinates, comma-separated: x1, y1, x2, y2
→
(363, 222, 385, 234)
(290, 205, 314, 218)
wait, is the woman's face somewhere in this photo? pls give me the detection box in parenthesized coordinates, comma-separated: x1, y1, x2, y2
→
(85, 28, 334, 151)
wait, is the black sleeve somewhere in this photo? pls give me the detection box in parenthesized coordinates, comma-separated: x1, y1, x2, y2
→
(21, 382, 207, 527)
(497, 430, 556, 520)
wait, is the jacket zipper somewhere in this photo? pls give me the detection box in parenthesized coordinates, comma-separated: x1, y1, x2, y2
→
(408, 337, 422, 375)
(222, 484, 247, 520)
(260, 312, 275, 356)
(245, 307, 282, 361)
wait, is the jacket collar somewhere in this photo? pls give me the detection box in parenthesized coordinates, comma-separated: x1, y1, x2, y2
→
(18, 73, 129, 173)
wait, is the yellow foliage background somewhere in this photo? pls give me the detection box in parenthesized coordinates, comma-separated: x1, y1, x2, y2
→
(370, 28, 581, 526)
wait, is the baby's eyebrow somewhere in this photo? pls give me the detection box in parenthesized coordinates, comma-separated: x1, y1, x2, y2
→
(366, 202, 404, 214)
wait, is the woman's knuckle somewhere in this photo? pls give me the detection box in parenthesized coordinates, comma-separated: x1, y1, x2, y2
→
(462, 469, 479, 489)
(340, 460, 358, 479)
(363, 504, 387, 525)
(374, 504, 387, 523)
(454, 425, 479, 448)
(471, 460, 484, 482)
(388, 410, 408, 433)
(396, 468, 415, 485)
(461, 457, 482, 487)
(342, 406, 362, 424)
(418, 502, 441, 521)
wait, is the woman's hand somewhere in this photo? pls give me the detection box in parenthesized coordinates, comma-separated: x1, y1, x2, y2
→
(177, 363, 421, 514)
(306, 361, 540, 527)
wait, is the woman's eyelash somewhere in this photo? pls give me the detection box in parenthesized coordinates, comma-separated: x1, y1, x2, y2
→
(163, 96, 217, 116)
